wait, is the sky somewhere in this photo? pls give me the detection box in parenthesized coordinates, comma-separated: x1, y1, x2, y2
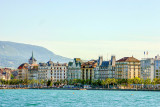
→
(0, 0, 160, 60)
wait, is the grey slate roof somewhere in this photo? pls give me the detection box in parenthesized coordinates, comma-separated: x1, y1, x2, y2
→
(100, 61, 109, 67)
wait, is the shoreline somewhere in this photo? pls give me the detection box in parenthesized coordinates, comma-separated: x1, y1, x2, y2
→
(1, 88, 160, 91)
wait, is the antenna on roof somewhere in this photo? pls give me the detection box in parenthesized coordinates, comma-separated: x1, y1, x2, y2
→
(107, 53, 109, 61)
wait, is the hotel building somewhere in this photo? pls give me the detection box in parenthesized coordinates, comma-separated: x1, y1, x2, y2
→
(67, 58, 82, 80)
(81, 60, 97, 81)
(141, 58, 154, 81)
(154, 55, 160, 79)
(95, 56, 116, 80)
(18, 63, 30, 80)
(141, 55, 160, 81)
(115, 57, 140, 79)
(38, 60, 68, 82)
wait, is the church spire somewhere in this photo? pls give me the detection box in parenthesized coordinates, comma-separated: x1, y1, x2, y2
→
(32, 51, 34, 59)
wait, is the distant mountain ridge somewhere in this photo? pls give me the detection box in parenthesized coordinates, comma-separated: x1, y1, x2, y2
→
(0, 41, 72, 68)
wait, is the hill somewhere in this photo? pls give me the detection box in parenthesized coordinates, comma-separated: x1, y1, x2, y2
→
(0, 41, 72, 68)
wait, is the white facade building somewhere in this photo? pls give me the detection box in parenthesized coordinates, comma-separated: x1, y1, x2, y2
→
(141, 58, 155, 81)
(141, 55, 160, 81)
(38, 60, 68, 82)
(67, 58, 82, 80)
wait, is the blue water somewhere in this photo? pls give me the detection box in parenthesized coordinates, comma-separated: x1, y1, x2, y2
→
(0, 89, 160, 107)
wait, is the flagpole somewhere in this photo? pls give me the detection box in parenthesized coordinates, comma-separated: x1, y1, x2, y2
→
(144, 51, 145, 59)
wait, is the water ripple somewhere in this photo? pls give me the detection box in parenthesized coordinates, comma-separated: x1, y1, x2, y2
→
(0, 90, 160, 107)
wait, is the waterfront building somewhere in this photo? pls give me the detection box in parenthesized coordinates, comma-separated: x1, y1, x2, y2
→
(94, 56, 102, 80)
(28, 64, 38, 80)
(141, 55, 160, 81)
(115, 57, 140, 79)
(28, 52, 38, 80)
(0, 68, 12, 80)
(95, 55, 116, 80)
(38, 62, 48, 80)
(38, 60, 68, 82)
(18, 63, 29, 80)
(97, 56, 103, 66)
(96, 61, 109, 80)
(18, 52, 38, 81)
(141, 58, 154, 81)
(108, 56, 116, 78)
(67, 58, 82, 80)
(154, 55, 160, 79)
(81, 61, 97, 81)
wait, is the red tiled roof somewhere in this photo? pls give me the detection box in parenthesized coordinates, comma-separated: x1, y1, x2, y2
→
(81, 61, 97, 68)
(18, 63, 29, 69)
(117, 57, 140, 62)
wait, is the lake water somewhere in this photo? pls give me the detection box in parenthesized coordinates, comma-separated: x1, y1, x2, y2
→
(0, 89, 160, 107)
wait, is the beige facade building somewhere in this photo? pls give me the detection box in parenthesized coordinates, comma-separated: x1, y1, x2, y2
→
(18, 52, 38, 81)
(18, 63, 29, 80)
(0, 68, 12, 80)
(81, 61, 97, 81)
(115, 57, 140, 79)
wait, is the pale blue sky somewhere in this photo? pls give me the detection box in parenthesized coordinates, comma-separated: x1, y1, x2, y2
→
(0, 0, 160, 60)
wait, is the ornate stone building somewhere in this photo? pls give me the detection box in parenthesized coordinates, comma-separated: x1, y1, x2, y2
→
(81, 61, 97, 81)
(67, 58, 82, 80)
(95, 56, 116, 80)
(38, 60, 68, 82)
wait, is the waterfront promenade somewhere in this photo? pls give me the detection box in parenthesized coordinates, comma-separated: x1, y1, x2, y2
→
(1, 86, 160, 91)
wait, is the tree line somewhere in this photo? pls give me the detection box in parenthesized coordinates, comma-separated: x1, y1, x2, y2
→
(1, 78, 160, 88)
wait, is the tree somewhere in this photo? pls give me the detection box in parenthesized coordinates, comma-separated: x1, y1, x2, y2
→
(11, 74, 14, 79)
(156, 78, 160, 84)
(40, 79, 44, 87)
(127, 79, 133, 89)
(86, 79, 90, 85)
(144, 78, 151, 89)
(127, 79, 133, 85)
(30, 79, 36, 88)
(152, 78, 157, 90)
(101, 80, 105, 88)
(97, 79, 102, 86)
(111, 78, 116, 88)
(133, 77, 141, 84)
(0, 80, 2, 86)
(50, 81, 53, 87)
(133, 77, 141, 90)
(47, 80, 51, 87)
(105, 78, 111, 89)
(44, 79, 48, 86)
(34, 80, 39, 87)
